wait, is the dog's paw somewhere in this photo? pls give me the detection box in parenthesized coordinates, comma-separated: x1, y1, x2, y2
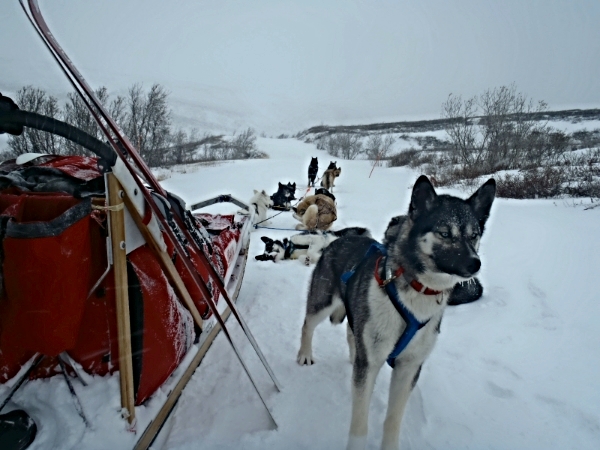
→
(302, 255, 311, 266)
(296, 350, 314, 365)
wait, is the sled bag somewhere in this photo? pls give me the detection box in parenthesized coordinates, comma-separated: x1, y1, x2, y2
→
(1, 194, 92, 357)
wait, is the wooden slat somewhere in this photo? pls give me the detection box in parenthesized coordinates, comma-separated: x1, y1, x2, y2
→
(107, 173, 136, 425)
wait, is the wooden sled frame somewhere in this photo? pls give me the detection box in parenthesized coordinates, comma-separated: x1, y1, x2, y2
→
(104, 177, 253, 448)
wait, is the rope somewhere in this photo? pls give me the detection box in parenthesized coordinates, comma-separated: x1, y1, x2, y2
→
(92, 203, 124, 212)
(254, 225, 300, 231)
(253, 186, 313, 229)
(254, 208, 287, 226)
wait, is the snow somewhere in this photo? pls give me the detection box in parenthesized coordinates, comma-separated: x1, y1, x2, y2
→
(2, 137, 600, 449)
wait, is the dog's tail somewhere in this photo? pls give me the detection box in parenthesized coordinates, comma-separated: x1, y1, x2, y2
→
(303, 204, 319, 230)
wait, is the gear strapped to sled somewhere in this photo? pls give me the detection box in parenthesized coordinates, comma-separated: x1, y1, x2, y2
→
(341, 242, 432, 368)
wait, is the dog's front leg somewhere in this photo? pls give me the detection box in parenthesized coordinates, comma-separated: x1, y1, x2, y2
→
(346, 324, 356, 364)
(380, 363, 422, 450)
(347, 358, 382, 450)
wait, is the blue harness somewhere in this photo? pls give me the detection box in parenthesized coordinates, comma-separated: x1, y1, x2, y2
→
(341, 242, 430, 368)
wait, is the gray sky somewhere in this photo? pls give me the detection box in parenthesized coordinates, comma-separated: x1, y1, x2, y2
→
(1, 0, 599, 134)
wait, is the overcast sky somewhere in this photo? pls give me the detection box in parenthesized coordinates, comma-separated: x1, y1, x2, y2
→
(1, 0, 599, 134)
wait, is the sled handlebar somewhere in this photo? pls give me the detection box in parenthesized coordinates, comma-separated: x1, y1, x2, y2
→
(0, 108, 117, 166)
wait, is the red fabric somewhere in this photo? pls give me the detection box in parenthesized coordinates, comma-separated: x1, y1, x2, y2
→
(38, 155, 102, 181)
(0, 156, 243, 406)
(172, 214, 243, 320)
(0, 193, 91, 357)
(128, 246, 192, 404)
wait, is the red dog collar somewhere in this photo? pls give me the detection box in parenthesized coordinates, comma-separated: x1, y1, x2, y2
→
(374, 256, 442, 296)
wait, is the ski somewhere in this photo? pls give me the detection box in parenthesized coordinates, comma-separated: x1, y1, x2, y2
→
(19, 0, 279, 424)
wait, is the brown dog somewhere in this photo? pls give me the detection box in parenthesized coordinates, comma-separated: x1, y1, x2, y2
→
(293, 194, 337, 230)
(320, 167, 341, 192)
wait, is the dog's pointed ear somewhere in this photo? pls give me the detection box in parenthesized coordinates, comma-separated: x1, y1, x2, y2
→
(409, 175, 437, 220)
(467, 178, 496, 233)
(260, 236, 272, 244)
(253, 189, 259, 194)
(261, 189, 267, 195)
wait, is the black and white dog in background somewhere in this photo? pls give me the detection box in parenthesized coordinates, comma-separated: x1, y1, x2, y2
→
(297, 175, 496, 450)
(255, 227, 371, 265)
(308, 157, 318, 187)
(271, 182, 297, 210)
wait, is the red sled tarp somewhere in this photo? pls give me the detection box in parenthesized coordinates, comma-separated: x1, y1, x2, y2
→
(0, 155, 244, 404)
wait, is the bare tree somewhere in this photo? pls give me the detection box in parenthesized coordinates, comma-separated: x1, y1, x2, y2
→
(322, 133, 363, 160)
(7, 86, 63, 156)
(442, 84, 559, 174)
(124, 83, 171, 167)
(441, 93, 484, 166)
(62, 87, 127, 156)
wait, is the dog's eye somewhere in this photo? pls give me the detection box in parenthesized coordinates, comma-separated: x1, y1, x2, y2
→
(439, 231, 450, 239)
(470, 232, 479, 239)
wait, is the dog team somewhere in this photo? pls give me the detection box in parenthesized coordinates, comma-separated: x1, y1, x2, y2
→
(248, 155, 496, 450)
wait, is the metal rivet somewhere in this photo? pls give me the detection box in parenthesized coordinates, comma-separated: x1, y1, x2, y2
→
(118, 190, 125, 198)
(119, 241, 126, 250)
(134, 188, 138, 196)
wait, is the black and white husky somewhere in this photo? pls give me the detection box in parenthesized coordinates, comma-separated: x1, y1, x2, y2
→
(297, 175, 496, 450)
(255, 227, 371, 265)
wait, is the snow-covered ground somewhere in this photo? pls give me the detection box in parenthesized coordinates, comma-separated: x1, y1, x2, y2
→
(3, 137, 600, 449)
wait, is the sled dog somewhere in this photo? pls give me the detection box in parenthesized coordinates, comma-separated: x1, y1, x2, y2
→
(271, 182, 297, 210)
(308, 157, 319, 187)
(297, 175, 496, 450)
(255, 227, 371, 265)
(247, 189, 273, 227)
(293, 193, 337, 230)
(321, 167, 341, 192)
(383, 215, 484, 306)
(314, 187, 335, 201)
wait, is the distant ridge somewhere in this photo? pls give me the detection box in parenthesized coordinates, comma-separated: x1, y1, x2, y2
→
(298, 108, 600, 137)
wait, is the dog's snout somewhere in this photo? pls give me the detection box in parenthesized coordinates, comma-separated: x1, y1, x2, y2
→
(466, 257, 481, 275)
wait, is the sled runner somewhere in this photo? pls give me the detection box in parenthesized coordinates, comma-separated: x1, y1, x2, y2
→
(0, 1, 280, 447)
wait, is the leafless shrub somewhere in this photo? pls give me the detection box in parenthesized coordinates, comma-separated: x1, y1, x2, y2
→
(366, 134, 395, 165)
(321, 133, 364, 160)
(229, 128, 259, 159)
(388, 148, 418, 167)
(496, 167, 565, 198)
(441, 84, 566, 173)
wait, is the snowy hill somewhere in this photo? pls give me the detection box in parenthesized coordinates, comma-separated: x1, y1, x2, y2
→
(2, 137, 599, 450)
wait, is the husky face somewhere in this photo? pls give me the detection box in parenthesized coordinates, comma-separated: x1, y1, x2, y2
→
(391, 176, 496, 281)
